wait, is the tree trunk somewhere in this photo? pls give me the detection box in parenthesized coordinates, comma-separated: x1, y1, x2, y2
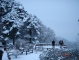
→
(29, 38, 32, 43)
(29, 29, 32, 43)
(13, 38, 15, 45)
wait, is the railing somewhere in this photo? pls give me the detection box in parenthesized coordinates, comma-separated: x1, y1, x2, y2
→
(34, 43, 67, 51)
(35, 43, 61, 46)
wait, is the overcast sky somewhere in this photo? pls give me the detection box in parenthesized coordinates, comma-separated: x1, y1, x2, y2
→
(16, 0, 79, 42)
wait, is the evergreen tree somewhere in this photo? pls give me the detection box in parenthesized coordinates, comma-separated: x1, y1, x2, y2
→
(19, 15, 41, 43)
(0, 0, 27, 45)
(0, 0, 14, 17)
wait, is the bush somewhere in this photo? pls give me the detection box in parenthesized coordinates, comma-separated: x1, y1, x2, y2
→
(39, 49, 79, 60)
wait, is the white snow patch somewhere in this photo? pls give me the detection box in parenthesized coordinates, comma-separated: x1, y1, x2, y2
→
(2, 51, 8, 60)
(4, 37, 9, 41)
(16, 31, 20, 35)
(3, 30, 9, 34)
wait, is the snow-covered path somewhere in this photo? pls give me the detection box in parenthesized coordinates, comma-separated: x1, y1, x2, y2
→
(2, 46, 62, 60)
(2, 51, 8, 60)
(12, 52, 42, 60)
(2, 51, 42, 60)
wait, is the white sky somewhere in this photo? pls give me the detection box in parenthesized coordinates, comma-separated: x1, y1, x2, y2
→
(16, 0, 79, 42)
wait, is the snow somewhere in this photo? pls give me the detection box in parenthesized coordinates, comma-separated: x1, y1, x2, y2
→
(2, 51, 8, 60)
(0, 42, 3, 46)
(3, 26, 6, 29)
(2, 46, 66, 60)
(3, 30, 9, 34)
(12, 52, 41, 60)
(4, 37, 9, 41)
(24, 35, 31, 38)
(13, 24, 17, 28)
(2, 51, 42, 60)
(10, 26, 13, 31)
(18, 5, 24, 9)
(16, 32, 20, 35)
(43, 46, 60, 49)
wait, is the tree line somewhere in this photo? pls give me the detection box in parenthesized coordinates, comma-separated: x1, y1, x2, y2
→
(0, 0, 55, 46)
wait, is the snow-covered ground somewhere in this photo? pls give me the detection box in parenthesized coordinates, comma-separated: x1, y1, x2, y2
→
(2, 51, 42, 60)
(2, 46, 63, 60)
(12, 52, 42, 60)
(2, 51, 8, 60)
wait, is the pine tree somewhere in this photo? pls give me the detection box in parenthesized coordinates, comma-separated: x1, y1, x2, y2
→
(0, 0, 14, 17)
(0, 0, 27, 45)
(19, 15, 41, 43)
